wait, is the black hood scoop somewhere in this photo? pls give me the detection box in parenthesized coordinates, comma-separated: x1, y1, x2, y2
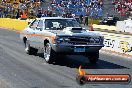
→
(71, 28, 83, 33)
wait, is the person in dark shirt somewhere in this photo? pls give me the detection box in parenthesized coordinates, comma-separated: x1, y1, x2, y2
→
(79, 14, 83, 24)
(37, 9, 42, 18)
(84, 15, 88, 26)
(16, 9, 20, 19)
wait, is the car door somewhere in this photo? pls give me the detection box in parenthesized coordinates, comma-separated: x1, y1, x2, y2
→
(28, 19, 39, 47)
(33, 20, 44, 49)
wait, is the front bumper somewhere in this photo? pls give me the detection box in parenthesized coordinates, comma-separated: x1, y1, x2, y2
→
(52, 44, 104, 54)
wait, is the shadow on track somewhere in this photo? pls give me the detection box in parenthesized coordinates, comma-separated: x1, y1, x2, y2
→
(36, 53, 128, 69)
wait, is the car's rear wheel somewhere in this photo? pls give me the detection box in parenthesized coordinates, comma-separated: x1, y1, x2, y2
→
(87, 52, 99, 64)
(44, 43, 56, 64)
(25, 40, 38, 55)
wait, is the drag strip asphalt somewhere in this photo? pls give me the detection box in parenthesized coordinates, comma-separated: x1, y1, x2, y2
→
(0, 28, 132, 88)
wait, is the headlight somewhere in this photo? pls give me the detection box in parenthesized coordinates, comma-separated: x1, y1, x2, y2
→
(55, 37, 70, 44)
(89, 37, 102, 44)
(58, 38, 64, 43)
(54, 36, 64, 44)
(94, 38, 100, 42)
(89, 38, 95, 43)
(57, 38, 64, 41)
(64, 38, 70, 41)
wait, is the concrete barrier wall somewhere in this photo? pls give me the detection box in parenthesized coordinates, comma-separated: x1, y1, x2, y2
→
(93, 24, 116, 31)
(93, 22, 132, 34)
(0, 18, 28, 31)
(116, 20, 132, 33)
(116, 21, 131, 33)
(100, 32, 132, 56)
(93, 23, 132, 56)
(116, 21, 126, 32)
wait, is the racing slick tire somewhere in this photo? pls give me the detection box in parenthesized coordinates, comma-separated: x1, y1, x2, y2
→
(44, 43, 57, 64)
(25, 40, 38, 55)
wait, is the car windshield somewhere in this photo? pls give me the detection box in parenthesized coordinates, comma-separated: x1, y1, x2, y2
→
(45, 19, 81, 30)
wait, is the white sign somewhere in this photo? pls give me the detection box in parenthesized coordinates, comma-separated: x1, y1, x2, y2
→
(52, 22, 60, 28)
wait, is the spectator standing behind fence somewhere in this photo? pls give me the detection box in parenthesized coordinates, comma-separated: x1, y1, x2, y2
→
(16, 9, 20, 19)
(79, 14, 83, 24)
(84, 15, 88, 26)
(37, 9, 43, 18)
(42, 10, 48, 17)
(0, 8, 2, 17)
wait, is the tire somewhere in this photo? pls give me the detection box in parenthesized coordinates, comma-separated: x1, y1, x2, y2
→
(87, 52, 99, 65)
(44, 43, 56, 64)
(25, 40, 38, 55)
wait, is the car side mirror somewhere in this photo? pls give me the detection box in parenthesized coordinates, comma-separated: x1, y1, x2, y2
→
(28, 22, 31, 25)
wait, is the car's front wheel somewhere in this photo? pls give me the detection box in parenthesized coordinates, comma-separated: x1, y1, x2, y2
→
(44, 43, 56, 64)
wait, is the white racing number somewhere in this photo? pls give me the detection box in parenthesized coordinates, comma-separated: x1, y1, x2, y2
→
(104, 39, 115, 48)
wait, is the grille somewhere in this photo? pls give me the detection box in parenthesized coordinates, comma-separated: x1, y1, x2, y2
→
(66, 37, 100, 45)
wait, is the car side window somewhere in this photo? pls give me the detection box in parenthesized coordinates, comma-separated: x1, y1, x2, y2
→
(29, 20, 39, 30)
(45, 20, 53, 30)
(36, 20, 43, 31)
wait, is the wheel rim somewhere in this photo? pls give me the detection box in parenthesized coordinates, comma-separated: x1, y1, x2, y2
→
(44, 43, 51, 62)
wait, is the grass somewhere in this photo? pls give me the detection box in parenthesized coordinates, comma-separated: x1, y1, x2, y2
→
(88, 19, 100, 24)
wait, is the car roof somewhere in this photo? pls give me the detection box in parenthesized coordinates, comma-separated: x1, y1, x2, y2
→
(36, 17, 74, 20)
